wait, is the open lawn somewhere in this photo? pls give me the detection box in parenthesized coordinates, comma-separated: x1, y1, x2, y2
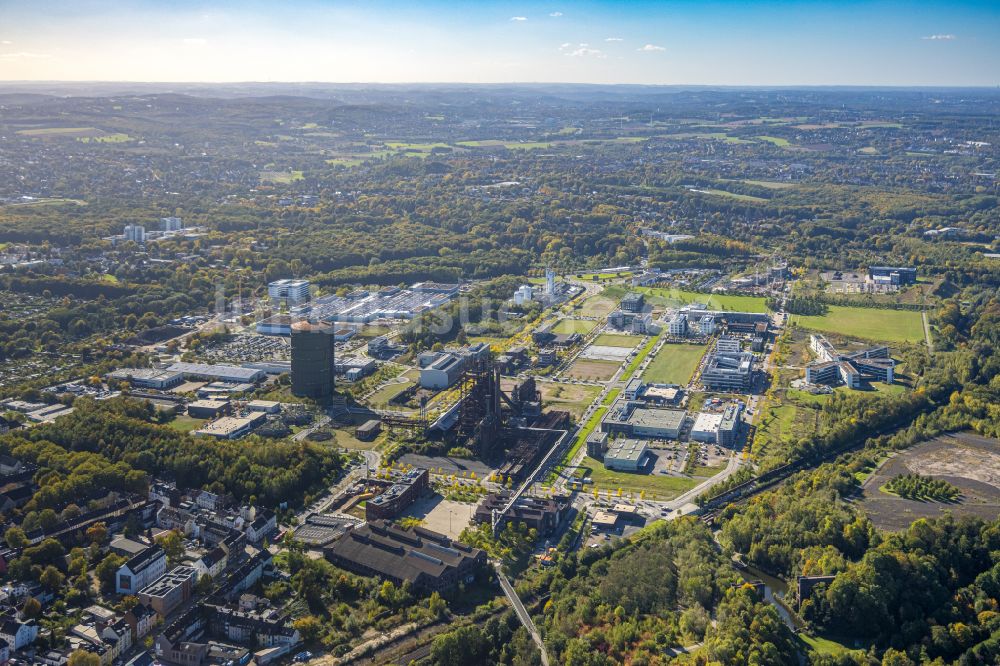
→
(456, 140, 553, 150)
(642, 343, 707, 384)
(565, 358, 621, 382)
(366, 379, 414, 407)
(592, 333, 640, 348)
(791, 305, 925, 343)
(326, 157, 365, 167)
(167, 415, 207, 433)
(538, 382, 602, 419)
(467, 335, 509, 349)
(576, 271, 633, 281)
(665, 132, 755, 144)
(579, 457, 700, 500)
(16, 126, 99, 137)
(636, 287, 769, 313)
(752, 395, 824, 464)
(799, 633, 857, 657)
(7, 197, 87, 207)
(739, 179, 797, 189)
(260, 170, 304, 184)
(576, 294, 618, 318)
(333, 428, 382, 451)
(551, 318, 599, 335)
(385, 141, 453, 153)
(755, 135, 792, 147)
(688, 188, 768, 202)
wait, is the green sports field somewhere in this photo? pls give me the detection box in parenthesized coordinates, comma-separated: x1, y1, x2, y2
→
(636, 288, 769, 313)
(791, 306, 925, 343)
(592, 333, 640, 348)
(642, 343, 707, 384)
(550, 318, 599, 335)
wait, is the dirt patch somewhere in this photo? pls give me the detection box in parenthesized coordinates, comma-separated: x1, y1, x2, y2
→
(565, 358, 620, 381)
(859, 433, 1000, 532)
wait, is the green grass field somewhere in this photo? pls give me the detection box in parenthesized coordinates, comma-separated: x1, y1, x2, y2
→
(689, 188, 768, 202)
(636, 288, 769, 313)
(385, 141, 452, 153)
(592, 333, 640, 348)
(550, 318, 599, 335)
(260, 170, 305, 183)
(577, 271, 633, 281)
(456, 140, 554, 150)
(642, 343, 707, 384)
(798, 633, 857, 657)
(8, 197, 87, 207)
(666, 132, 755, 145)
(738, 179, 797, 189)
(576, 294, 618, 318)
(755, 135, 792, 147)
(367, 380, 414, 407)
(333, 428, 383, 451)
(167, 415, 207, 433)
(17, 126, 98, 137)
(579, 457, 705, 500)
(791, 306, 925, 343)
(326, 157, 365, 167)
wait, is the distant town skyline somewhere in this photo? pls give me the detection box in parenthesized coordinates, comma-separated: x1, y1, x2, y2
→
(1, 0, 997, 86)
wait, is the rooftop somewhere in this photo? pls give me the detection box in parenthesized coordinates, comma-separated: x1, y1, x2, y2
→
(606, 438, 648, 463)
(324, 520, 484, 587)
(167, 362, 264, 382)
(139, 566, 196, 598)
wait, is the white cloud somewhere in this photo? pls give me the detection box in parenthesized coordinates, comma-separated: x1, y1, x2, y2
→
(0, 51, 52, 60)
(567, 47, 605, 58)
(549, 11, 563, 17)
(605, 37, 623, 42)
(559, 42, 571, 50)
(638, 43, 666, 52)
(510, 16, 527, 22)
(922, 34, 956, 40)
(182, 37, 208, 45)
(0, 40, 12, 45)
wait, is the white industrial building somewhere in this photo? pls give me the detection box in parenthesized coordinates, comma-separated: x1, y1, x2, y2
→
(166, 362, 266, 384)
(268, 279, 311, 303)
(604, 438, 649, 472)
(106, 368, 185, 390)
(690, 413, 724, 442)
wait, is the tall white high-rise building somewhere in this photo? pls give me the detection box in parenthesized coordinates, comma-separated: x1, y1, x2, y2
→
(545, 268, 555, 296)
(268, 279, 311, 303)
(161, 217, 184, 231)
(124, 224, 146, 243)
(513, 284, 533, 306)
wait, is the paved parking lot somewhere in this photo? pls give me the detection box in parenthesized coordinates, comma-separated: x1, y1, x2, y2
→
(401, 496, 477, 539)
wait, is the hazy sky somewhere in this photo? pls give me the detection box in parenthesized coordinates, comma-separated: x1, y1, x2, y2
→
(0, 0, 997, 85)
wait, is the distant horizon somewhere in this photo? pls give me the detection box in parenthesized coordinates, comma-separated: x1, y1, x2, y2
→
(0, 80, 998, 91)
(1, 1, 997, 86)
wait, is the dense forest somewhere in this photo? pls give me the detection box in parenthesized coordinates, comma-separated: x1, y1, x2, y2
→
(0, 397, 343, 513)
